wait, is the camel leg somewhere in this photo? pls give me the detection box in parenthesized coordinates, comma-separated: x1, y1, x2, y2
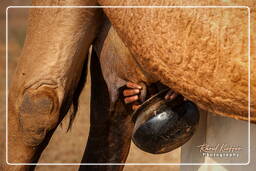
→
(79, 50, 134, 171)
(7, 44, 89, 171)
(6, 1, 102, 170)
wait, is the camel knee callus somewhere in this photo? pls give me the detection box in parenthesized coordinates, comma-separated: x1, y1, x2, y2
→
(19, 86, 59, 146)
(132, 89, 199, 154)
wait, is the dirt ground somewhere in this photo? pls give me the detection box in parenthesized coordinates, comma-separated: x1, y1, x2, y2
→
(0, 1, 180, 171)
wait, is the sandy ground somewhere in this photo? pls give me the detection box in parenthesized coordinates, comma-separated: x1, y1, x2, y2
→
(0, 1, 180, 171)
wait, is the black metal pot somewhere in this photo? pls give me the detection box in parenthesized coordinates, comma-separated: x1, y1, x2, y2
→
(131, 89, 200, 154)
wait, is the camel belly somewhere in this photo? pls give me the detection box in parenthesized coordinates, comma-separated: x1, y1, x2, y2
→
(97, 0, 256, 122)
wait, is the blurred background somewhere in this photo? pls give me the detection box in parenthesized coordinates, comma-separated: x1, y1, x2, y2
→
(0, 0, 180, 170)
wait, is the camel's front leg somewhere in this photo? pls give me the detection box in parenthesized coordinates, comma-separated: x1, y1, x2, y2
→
(6, 0, 102, 170)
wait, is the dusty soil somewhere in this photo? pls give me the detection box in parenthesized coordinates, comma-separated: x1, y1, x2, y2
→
(0, 1, 180, 171)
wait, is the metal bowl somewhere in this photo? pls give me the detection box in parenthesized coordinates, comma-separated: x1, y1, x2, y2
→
(131, 89, 200, 154)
